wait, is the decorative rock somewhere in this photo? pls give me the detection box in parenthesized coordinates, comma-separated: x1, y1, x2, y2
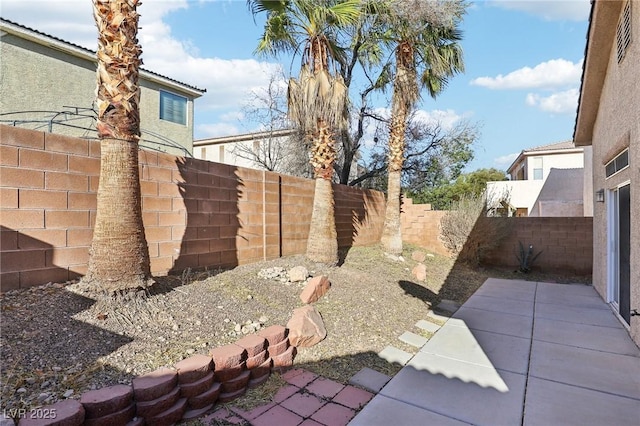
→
(174, 355, 213, 384)
(257, 325, 287, 346)
(145, 398, 187, 426)
(250, 358, 272, 380)
(272, 345, 297, 369)
(132, 367, 178, 402)
(299, 276, 331, 304)
(246, 350, 268, 370)
(288, 266, 309, 282)
(187, 382, 221, 410)
(214, 362, 245, 382)
(412, 263, 427, 281)
(221, 370, 250, 394)
(18, 399, 84, 426)
(80, 384, 133, 419)
(135, 386, 180, 418)
(287, 305, 327, 348)
(411, 251, 426, 262)
(179, 371, 215, 398)
(267, 338, 289, 357)
(236, 334, 267, 358)
(209, 344, 246, 371)
(84, 403, 135, 426)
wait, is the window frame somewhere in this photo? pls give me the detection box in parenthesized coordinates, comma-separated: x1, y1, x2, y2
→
(159, 90, 188, 126)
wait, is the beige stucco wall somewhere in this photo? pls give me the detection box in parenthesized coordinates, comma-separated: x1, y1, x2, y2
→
(525, 151, 584, 181)
(0, 32, 196, 156)
(590, 3, 640, 345)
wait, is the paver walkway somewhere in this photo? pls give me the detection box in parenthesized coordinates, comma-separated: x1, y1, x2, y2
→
(351, 278, 640, 425)
(201, 369, 375, 426)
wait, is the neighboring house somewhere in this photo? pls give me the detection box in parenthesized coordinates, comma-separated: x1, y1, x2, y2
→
(574, 0, 639, 346)
(486, 141, 587, 217)
(194, 129, 299, 171)
(0, 18, 205, 156)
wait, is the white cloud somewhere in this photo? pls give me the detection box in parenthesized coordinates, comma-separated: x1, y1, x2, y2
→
(494, 152, 519, 167)
(471, 59, 582, 90)
(413, 109, 464, 130)
(196, 123, 241, 139)
(490, 0, 590, 21)
(525, 88, 579, 114)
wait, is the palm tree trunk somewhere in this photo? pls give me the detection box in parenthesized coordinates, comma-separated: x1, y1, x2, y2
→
(85, 0, 152, 294)
(381, 113, 406, 255)
(306, 119, 338, 265)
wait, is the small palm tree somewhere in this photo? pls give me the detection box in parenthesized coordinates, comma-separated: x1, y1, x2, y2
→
(248, 0, 361, 265)
(380, 0, 466, 254)
(84, 0, 152, 294)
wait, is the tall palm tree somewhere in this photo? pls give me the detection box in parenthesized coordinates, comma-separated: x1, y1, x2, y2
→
(380, 0, 466, 254)
(84, 0, 152, 294)
(248, 0, 361, 265)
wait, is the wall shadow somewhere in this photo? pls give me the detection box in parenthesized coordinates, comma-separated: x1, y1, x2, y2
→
(170, 157, 242, 277)
(399, 280, 438, 305)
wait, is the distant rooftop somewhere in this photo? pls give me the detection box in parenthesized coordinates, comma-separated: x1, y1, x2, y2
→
(525, 140, 577, 153)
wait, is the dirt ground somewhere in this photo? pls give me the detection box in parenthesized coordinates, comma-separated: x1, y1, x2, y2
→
(0, 243, 591, 416)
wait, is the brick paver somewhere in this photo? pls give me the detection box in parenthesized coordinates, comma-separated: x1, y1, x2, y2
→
(310, 402, 356, 426)
(282, 369, 318, 388)
(280, 392, 325, 417)
(252, 405, 303, 426)
(332, 385, 374, 410)
(306, 377, 345, 399)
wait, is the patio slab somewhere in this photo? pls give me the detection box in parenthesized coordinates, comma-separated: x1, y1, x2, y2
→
(529, 339, 640, 399)
(422, 324, 531, 374)
(398, 331, 428, 348)
(377, 346, 412, 365)
(533, 317, 640, 356)
(449, 306, 533, 339)
(523, 376, 640, 426)
(534, 301, 621, 327)
(462, 294, 534, 317)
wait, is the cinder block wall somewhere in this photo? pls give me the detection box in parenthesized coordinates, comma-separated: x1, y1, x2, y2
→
(400, 197, 449, 256)
(0, 126, 386, 291)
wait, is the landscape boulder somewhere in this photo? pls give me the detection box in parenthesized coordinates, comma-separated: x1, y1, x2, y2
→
(299, 276, 331, 304)
(412, 263, 427, 282)
(288, 266, 309, 282)
(287, 305, 327, 348)
(411, 251, 426, 262)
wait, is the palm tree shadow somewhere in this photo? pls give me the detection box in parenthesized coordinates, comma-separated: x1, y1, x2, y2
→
(399, 280, 438, 305)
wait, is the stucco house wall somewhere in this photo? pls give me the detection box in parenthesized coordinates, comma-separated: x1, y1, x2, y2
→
(575, 0, 639, 346)
(0, 18, 204, 156)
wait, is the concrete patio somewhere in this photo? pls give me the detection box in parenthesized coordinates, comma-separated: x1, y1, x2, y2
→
(351, 278, 640, 426)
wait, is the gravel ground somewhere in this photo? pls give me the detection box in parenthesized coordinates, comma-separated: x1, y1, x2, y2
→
(0, 244, 591, 417)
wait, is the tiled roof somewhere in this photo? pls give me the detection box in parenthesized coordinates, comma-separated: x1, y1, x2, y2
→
(525, 140, 576, 153)
(0, 18, 206, 94)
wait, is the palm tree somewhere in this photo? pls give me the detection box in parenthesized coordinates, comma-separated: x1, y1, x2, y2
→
(84, 0, 152, 294)
(380, 0, 466, 254)
(248, 0, 361, 265)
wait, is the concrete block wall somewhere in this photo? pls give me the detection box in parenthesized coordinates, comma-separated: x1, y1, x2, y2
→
(400, 198, 449, 256)
(0, 126, 386, 291)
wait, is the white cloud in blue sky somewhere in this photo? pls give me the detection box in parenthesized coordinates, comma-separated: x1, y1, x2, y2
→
(525, 88, 579, 114)
(494, 152, 519, 168)
(470, 59, 582, 90)
(490, 0, 590, 21)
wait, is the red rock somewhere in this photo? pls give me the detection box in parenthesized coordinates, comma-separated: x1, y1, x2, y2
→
(272, 345, 297, 369)
(412, 263, 427, 281)
(246, 349, 268, 370)
(18, 400, 84, 426)
(174, 354, 213, 384)
(135, 386, 180, 418)
(267, 338, 289, 356)
(187, 382, 221, 410)
(257, 325, 287, 346)
(80, 384, 133, 419)
(299, 275, 331, 303)
(411, 251, 426, 262)
(221, 370, 250, 394)
(218, 387, 246, 403)
(287, 305, 327, 348)
(235, 334, 267, 357)
(250, 358, 273, 380)
(214, 362, 245, 382)
(132, 367, 178, 402)
(83, 403, 135, 426)
(145, 398, 187, 426)
(181, 403, 214, 421)
(179, 371, 215, 398)
(209, 344, 246, 370)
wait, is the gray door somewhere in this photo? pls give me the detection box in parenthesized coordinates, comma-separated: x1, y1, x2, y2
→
(618, 184, 631, 324)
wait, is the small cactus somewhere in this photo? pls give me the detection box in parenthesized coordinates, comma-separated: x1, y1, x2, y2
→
(516, 241, 542, 273)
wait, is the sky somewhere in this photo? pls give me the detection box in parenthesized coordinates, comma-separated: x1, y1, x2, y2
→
(0, 0, 591, 172)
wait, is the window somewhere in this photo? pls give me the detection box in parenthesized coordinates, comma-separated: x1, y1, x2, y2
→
(605, 149, 629, 178)
(160, 91, 187, 125)
(532, 157, 543, 180)
(617, 0, 632, 63)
